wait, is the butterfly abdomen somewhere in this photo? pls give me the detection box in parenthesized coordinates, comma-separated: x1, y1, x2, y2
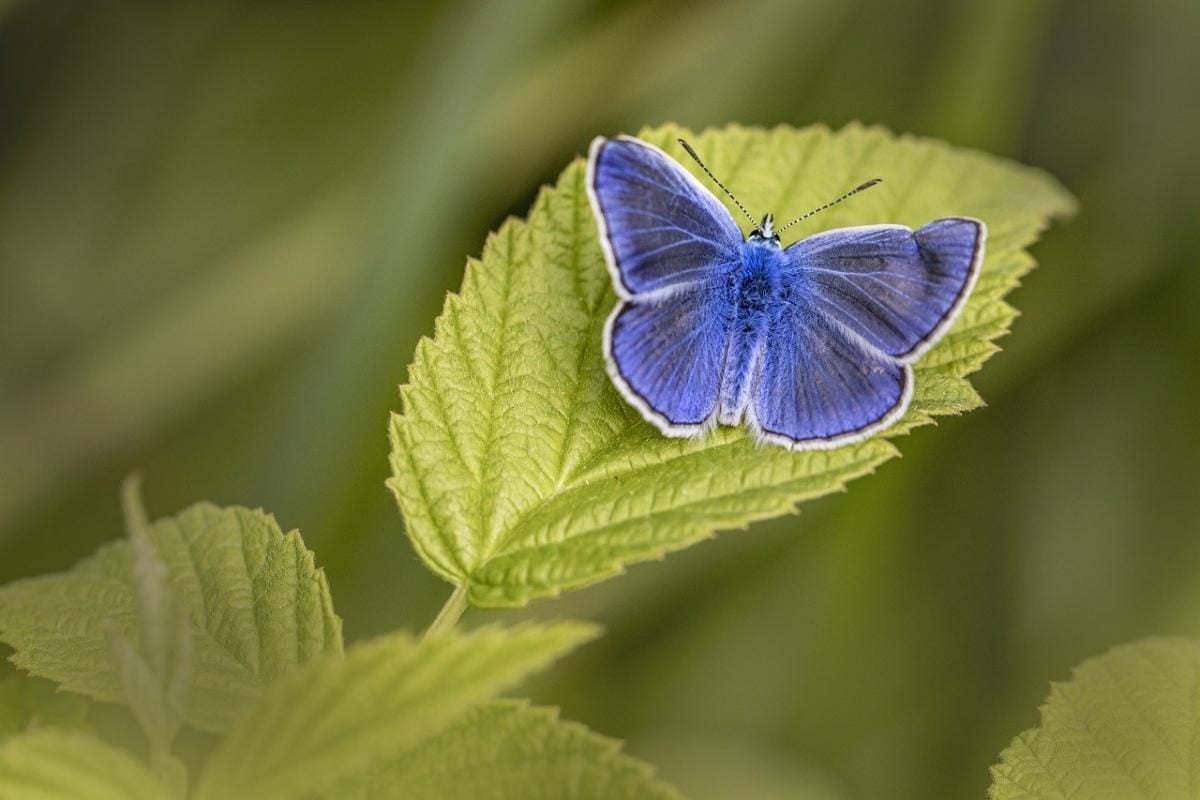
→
(717, 243, 785, 425)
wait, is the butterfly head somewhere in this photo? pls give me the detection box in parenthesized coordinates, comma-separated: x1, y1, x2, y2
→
(748, 213, 781, 247)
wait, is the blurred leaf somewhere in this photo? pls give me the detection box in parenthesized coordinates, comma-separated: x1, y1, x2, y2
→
(109, 476, 192, 753)
(196, 623, 598, 800)
(0, 673, 91, 740)
(638, 729, 847, 800)
(921, 0, 1063, 152)
(480, 0, 853, 174)
(106, 634, 187, 793)
(0, 728, 167, 800)
(388, 122, 1075, 607)
(989, 637, 1200, 799)
(0, 502, 341, 733)
(320, 699, 682, 800)
(0, 3, 420, 531)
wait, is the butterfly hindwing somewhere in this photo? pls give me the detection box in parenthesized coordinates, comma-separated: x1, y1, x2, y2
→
(605, 281, 734, 433)
(750, 217, 982, 447)
(751, 298, 912, 448)
(782, 218, 985, 360)
(588, 136, 743, 296)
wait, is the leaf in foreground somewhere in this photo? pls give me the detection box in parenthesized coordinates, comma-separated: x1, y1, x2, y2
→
(989, 637, 1200, 799)
(320, 700, 683, 800)
(0, 502, 341, 733)
(107, 476, 192, 757)
(0, 728, 167, 800)
(389, 122, 1076, 607)
(0, 673, 91, 740)
(196, 622, 597, 800)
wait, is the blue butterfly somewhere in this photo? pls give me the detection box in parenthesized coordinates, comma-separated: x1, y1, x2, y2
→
(587, 135, 985, 450)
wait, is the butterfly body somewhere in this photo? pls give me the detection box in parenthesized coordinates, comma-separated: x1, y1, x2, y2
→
(588, 135, 985, 450)
(716, 237, 783, 426)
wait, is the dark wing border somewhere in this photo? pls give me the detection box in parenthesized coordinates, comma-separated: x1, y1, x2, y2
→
(897, 216, 986, 362)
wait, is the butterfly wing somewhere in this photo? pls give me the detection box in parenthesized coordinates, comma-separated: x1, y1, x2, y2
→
(750, 297, 912, 449)
(750, 217, 983, 448)
(588, 136, 744, 296)
(590, 135, 744, 435)
(782, 218, 985, 361)
(605, 280, 734, 435)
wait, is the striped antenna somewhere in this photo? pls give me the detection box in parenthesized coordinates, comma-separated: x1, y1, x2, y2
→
(776, 178, 883, 233)
(677, 138, 758, 227)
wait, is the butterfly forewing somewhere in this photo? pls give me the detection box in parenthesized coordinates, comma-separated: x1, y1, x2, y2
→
(781, 218, 985, 361)
(588, 136, 742, 296)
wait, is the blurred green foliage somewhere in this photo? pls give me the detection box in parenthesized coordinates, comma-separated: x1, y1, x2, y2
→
(990, 637, 1200, 798)
(1, 2, 1197, 798)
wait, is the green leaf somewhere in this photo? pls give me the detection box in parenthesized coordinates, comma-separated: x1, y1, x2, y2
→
(196, 622, 597, 800)
(0, 502, 342, 733)
(0, 673, 92, 740)
(989, 637, 1200, 799)
(106, 634, 176, 752)
(0, 728, 168, 800)
(388, 122, 1076, 607)
(320, 699, 684, 799)
(109, 476, 193, 754)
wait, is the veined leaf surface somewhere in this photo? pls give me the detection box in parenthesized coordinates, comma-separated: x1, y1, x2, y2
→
(990, 637, 1200, 800)
(0, 728, 168, 800)
(0, 503, 342, 733)
(196, 623, 597, 800)
(389, 123, 1075, 607)
(320, 700, 682, 799)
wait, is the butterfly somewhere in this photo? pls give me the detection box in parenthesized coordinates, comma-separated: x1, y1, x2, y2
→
(586, 135, 985, 450)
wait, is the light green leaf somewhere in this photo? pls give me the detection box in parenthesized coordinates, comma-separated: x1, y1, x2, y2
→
(106, 634, 173, 751)
(989, 637, 1200, 799)
(0, 728, 168, 800)
(320, 699, 683, 799)
(388, 122, 1076, 607)
(110, 476, 192, 753)
(120, 476, 170, 678)
(0, 502, 342, 733)
(196, 622, 597, 800)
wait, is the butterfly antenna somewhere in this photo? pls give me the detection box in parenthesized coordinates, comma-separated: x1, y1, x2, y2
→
(677, 138, 758, 228)
(776, 178, 883, 233)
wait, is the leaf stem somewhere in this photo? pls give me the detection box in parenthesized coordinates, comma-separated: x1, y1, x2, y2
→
(424, 583, 469, 639)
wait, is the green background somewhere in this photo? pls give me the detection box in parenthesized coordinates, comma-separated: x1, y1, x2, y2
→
(1, 1, 1197, 797)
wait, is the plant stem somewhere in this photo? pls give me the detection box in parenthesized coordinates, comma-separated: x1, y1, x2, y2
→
(424, 583, 469, 639)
